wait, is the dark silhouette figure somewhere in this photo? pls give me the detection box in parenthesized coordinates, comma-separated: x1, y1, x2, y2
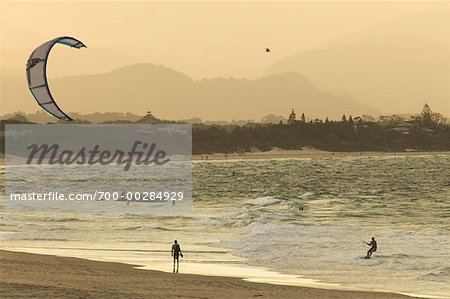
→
(365, 237, 377, 258)
(265, 48, 271, 53)
(171, 240, 183, 273)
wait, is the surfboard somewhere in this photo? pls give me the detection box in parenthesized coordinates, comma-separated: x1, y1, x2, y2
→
(362, 256, 370, 259)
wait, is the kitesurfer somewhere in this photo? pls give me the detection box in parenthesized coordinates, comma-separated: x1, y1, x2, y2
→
(365, 237, 377, 258)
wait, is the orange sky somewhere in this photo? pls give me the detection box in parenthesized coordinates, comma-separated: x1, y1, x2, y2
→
(0, 1, 448, 118)
(1, 1, 447, 78)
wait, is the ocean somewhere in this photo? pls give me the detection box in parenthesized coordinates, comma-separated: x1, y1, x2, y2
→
(1, 155, 449, 298)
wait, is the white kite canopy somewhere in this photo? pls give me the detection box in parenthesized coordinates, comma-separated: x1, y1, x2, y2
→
(26, 36, 86, 121)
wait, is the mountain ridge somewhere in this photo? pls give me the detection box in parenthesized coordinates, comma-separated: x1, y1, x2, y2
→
(1, 63, 378, 120)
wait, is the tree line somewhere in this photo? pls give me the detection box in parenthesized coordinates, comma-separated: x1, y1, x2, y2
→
(192, 118, 450, 154)
(1, 106, 449, 155)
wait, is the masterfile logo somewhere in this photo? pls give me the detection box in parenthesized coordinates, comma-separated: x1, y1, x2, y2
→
(26, 141, 170, 171)
(4, 124, 192, 212)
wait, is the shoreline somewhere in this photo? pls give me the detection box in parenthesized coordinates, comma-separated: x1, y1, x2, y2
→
(2, 150, 450, 166)
(192, 148, 450, 161)
(0, 249, 420, 299)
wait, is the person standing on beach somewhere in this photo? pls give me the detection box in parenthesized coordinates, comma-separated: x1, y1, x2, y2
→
(171, 240, 183, 273)
(365, 237, 377, 258)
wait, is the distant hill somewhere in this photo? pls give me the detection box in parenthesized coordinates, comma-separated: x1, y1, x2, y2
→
(1, 111, 144, 124)
(320, 10, 449, 49)
(267, 10, 450, 116)
(260, 114, 287, 124)
(1, 63, 377, 121)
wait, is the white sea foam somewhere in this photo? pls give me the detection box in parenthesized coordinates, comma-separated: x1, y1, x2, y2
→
(218, 221, 450, 298)
(300, 191, 315, 198)
(245, 196, 280, 206)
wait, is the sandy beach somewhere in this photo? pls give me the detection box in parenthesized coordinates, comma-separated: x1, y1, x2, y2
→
(2, 149, 450, 166)
(0, 250, 418, 299)
(192, 148, 450, 161)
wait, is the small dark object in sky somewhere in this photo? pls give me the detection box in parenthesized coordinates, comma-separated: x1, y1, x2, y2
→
(265, 48, 271, 53)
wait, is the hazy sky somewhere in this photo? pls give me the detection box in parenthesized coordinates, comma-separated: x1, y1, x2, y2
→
(0, 1, 448, 118)
(1, 1, 447, 78)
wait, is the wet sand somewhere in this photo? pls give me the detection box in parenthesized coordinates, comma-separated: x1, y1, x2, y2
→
(0, 250, 418, 299)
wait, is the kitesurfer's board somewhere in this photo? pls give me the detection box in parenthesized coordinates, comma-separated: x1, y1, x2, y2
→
(362, 256, 370, 259)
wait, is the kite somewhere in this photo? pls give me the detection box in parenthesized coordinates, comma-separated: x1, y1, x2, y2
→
(26, 36, 86, 121)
